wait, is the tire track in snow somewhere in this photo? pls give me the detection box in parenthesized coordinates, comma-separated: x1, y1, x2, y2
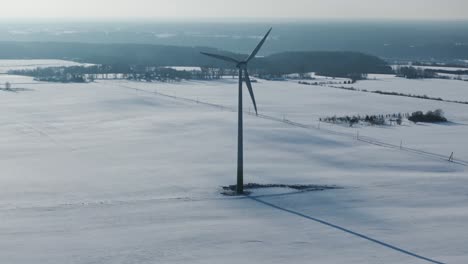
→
(16, 121, 77, 152)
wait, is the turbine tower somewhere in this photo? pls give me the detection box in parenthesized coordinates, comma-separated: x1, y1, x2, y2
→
(201, 28, 272, 194)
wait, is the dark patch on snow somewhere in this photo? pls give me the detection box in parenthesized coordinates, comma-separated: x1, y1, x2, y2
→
(220, 190, 252, 196)
(221, 183, 341, 196)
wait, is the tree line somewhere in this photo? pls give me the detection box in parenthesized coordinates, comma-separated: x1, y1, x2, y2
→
(320, 113, 408, 127)
(320, 109, 447, 127)
(0, 42, 392, 79)
(9, 65, 227, 83)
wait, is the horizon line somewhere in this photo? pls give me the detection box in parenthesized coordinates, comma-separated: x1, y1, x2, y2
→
(1, 17, 468, 23)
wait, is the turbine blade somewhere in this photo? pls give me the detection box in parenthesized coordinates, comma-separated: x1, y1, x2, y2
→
(246, 28, 272, 63)
(200, 52, 239, 64)
(244, 69, 258, 115)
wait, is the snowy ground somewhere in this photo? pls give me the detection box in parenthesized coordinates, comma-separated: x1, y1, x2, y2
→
(391, 65, 468, 72)
(1, 68, 468, 263)
(0, 59, 93, 74)
(342, 74, 468, 102)
(119, 76, 468, 162)
(390, 65, 468, 81)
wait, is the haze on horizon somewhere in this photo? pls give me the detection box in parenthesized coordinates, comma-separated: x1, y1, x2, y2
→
(0, 0, 467, 21)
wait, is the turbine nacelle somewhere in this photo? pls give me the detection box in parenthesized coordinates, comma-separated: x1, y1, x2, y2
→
(201, 27, 272, 117)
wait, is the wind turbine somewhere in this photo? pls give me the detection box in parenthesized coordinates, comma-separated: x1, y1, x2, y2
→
(201, 28, 272, 194)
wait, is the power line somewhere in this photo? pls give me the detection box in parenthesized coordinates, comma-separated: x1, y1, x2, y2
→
(110, 82, 468, 167)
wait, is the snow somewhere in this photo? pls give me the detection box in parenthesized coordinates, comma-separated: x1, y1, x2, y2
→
(121, 77, 468, 162)
(437, 73, 468, 81)
(392, 65, 468, 72)
(1, 63, 468, 263)
(342, 74, 468, 102)
(390, 64, 468, 81)
(164, 66, 202, 72)
(0, 59, 94, 74)
(291, 72, 351, 84)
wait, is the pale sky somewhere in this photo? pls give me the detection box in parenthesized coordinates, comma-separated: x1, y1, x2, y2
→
(1, 0, 467, 20)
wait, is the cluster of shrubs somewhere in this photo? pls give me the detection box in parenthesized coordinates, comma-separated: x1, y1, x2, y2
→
(320, 116, 361, 127)
(408, 109, 447, 123)
(374, 91, 468, 105)
(395, 66, 436, 79)
(320, 113, 408, 127)
(299, 80, 353, 86)
(320, 109, 448, 127)
(371, 90, 443, 101)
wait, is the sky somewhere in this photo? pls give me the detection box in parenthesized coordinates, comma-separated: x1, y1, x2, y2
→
(0, 0, 467, 21)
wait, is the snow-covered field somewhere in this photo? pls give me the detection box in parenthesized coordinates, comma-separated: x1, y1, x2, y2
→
(164, 66, 202, 72)
(123, 76, 468, 162)
(342, 74, 468, 102)
(392, 65, 468, 72)
(390, 65, 468, 81)
(1, 65, 468, 263)
(437, 73, 468, 81)
(0, 59, 93, 74)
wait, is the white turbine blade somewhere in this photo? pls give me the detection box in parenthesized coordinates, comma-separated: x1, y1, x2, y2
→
(246, 28, 272, 63)
(244, 69, 258, 115)
(200, 52, 239, 64)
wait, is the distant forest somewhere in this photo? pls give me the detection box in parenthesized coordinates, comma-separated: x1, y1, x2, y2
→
(2, 21, 467, 63)
(0, 42, 392, 79)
